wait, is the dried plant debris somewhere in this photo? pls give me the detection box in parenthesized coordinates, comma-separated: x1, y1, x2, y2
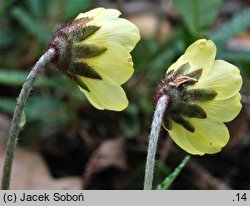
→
(0, 148, 82, 189)
(83, 139, 127, 189)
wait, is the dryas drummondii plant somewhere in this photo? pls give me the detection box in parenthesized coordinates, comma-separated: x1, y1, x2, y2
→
(1, 8, 140, 189)
(50, 8, 140, 111)
(144, 39, 242, 190)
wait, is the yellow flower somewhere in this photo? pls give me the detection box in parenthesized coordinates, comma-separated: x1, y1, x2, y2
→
(50, 8, 140, 111)
(155, 39, 242, 155)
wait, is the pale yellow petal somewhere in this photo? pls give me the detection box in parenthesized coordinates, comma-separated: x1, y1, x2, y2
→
(76, 8, 105, 20)
(168, 122, 205, 155)
(85, 18, 140, 52)
(168, 117, 229, 155)
(187, 117, 230, 154)
(167, 39, 216, 77)
(78, 77, 128, 111)
(197, 93, 242, 122)
(76, 8, 120, 21)
(193, 60, 242, 100)
(92, 8, 121, 20)
(83, 42, 134, 85)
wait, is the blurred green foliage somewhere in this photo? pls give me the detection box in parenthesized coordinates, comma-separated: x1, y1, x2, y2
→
(1, 0, 250, 188)
(128, 161, 171, 189)
(172, 0, 222, 37)
(0, 0, 94, 145)
(1, 0, 250, 139)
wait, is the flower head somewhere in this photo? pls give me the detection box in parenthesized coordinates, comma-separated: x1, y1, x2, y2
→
(49, 8, 140, 111)
(155, 39, 242, 155)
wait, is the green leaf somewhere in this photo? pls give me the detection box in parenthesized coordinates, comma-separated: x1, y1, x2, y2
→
(0, 69, 27, 86)
(172, 0, 222, 36)
(11, 7, 51, 43)
(156, 155, 190, 190)
(63, 0, 95, 20)
(153, 161, 171, 189)
(0, 96, 70, 125)
(0, 69, 69, 89)
(210, 8, 250, 43)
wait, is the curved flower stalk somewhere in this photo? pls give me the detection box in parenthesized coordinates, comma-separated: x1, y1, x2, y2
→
(49, 7, 140, 111)
(1, 8, 140, 189)
(154, 39, 242, 155)
(144, 39, 242, 190)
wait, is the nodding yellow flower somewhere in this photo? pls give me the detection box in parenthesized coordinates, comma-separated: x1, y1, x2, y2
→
(49, 8, 140, 111)
(154, 39, 242, 155)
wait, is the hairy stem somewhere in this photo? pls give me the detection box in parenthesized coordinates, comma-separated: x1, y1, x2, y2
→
(144, 95, 169, 190)
(1, 48, 57, 189)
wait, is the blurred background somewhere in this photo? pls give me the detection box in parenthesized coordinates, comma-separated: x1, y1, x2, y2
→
(0, 0, 250, 189)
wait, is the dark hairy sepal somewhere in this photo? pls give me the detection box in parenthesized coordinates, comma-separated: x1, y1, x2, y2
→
(154, 63, 217, 132)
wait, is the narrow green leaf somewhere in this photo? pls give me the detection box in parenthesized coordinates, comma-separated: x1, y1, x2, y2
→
(11, 7, 51, 43)
(210, 8, 250, 43)
(0, 96, 70, 125)
(0, 69, 69, 89)
(156, 155, 190, 190)
(0, 69, 27, 86)
(153, 161, 171, 189)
